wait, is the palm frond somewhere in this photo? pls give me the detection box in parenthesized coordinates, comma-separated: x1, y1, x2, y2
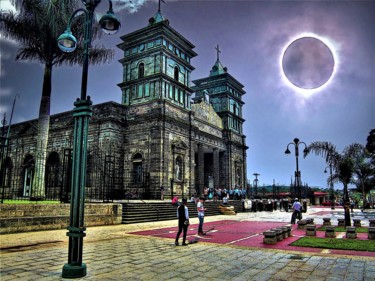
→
(304, 141, 339, 162)
(343, 143, 363, 157)
(0, 12, 34, 43)
(15, 47, 45, 62)
(54, 46, 114, 67)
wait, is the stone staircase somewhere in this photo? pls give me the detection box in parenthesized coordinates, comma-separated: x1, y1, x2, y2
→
(121, 200, 246, 224)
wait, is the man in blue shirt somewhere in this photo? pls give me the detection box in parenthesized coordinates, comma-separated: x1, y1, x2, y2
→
(291, 198, 302, 224)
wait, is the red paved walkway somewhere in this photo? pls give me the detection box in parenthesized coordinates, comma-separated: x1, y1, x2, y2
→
(130, 220, 375, 257)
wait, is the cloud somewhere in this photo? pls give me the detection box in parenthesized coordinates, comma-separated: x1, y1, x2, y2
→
(0, 87, 13, 115)
(112, 0, 150, 14)
(0, 86, 12, 97)
(0, 0, 16, 13)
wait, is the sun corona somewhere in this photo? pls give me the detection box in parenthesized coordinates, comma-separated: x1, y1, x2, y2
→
(280, 33, 338, 97)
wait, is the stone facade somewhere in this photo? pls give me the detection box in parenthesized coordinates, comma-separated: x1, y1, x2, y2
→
(1, 9, 247, 201)
(0, 203, 122, 234)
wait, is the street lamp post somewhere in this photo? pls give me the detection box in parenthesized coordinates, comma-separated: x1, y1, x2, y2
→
(253, 173, 260, 198)
(57, 0, 120, 278)
(0, 95, 18, 203)
(324, 162, 335, 210)
(285, 138, 308, 201)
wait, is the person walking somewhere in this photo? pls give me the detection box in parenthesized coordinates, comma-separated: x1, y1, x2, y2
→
(291, 198, 302, 224)
(197, 197, 207, 235)
(175, 198, 189, 246)
(160, 185, 164, 200)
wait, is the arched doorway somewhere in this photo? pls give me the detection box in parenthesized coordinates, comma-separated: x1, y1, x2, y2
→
(132, 153, 143, 185)
(45, 152, 60, 200)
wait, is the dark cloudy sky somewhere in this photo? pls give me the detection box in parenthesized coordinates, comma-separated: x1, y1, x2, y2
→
(1, 0, 374, 189)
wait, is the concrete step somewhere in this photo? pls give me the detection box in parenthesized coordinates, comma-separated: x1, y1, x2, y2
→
(121, 200, 246, 224)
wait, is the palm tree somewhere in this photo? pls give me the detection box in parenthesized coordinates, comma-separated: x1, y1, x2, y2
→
(352, 146, 375, 210)
(304, 141, 362, 226)
(0, 1, 114, 200)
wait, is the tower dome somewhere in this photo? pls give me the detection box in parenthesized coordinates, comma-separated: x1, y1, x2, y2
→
(209, 44, 228, 76)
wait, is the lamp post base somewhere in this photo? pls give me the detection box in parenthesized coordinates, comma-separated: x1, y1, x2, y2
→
(62, 263, 87, 278)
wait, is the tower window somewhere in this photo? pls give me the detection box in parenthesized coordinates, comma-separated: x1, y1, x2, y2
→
(232, 101, 239, 116)
(174, 66, 179, 81)
(132, 153, 143, 184)
(138, 63, 145, 79)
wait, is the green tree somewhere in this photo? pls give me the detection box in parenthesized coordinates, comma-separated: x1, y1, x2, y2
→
(365, 129, 375, 155)
(304, 141, 362, 226)
(352, 145, 375, 209)
(0, 1, 114, 199)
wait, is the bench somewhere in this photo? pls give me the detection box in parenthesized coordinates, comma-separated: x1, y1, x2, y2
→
(337, 219, 345, 227)
(263, 230, 277, 245)
(325, 225, 336, 238)
(353, 219, 361, 227)
(368, 227, 375, 240)
(277, 226, 288, 239)
(306, 224, 316, 236)
(297, 219, 307, 230)
(323, 217, 331, 226)
(346, 226, 357, 239)
(271, 228, 284, 241)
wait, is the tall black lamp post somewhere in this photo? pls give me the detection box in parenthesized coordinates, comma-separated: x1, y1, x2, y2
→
(57, 0, 120, 278)
(253, 173, 260, 197)
(285, 138, 308, 201)
(324, 162, 335, 210)
(0, 95, 18, 203)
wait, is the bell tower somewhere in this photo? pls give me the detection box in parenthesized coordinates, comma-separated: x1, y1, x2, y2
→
(117, 5, 197, 109)
(192, 45, 247, 191)
(192, 45, 245, 134)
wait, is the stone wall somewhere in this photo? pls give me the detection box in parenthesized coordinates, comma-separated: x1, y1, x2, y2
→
(0, 203, 122, 234)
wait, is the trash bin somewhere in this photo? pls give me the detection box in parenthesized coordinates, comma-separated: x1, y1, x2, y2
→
(302, 200, 307, 213)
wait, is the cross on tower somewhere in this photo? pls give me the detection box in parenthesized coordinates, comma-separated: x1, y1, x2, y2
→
(158, 0, 166, 12)
(215, 44, 221, 61)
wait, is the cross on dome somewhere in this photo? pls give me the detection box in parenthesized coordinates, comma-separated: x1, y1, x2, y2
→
(158, 0, 165, 12)
(215, 44, 221, 61)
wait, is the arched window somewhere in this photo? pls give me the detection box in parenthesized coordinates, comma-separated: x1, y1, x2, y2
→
(23, 155, 35, 197)
(175, 156, 183, 181)
(2, 157, 13, 197)
(174, 66, 179, 81)
(132, 153, 143, 184)
(232, 102, 239, 116)
(138, 63, 145, 79)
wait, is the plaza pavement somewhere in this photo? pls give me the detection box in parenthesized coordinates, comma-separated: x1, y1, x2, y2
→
(0, 205, 374, 281)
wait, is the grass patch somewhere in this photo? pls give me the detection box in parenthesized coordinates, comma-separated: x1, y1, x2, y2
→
(317, 226, 369, 233)
(291, 237, 375, 252)
(2, 200, 60, 204)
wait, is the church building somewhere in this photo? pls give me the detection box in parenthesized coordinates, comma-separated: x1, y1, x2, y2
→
(1, 7, 248, 201)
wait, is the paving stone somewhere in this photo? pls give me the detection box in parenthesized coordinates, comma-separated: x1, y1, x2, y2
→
(1, 208, 374, 281)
